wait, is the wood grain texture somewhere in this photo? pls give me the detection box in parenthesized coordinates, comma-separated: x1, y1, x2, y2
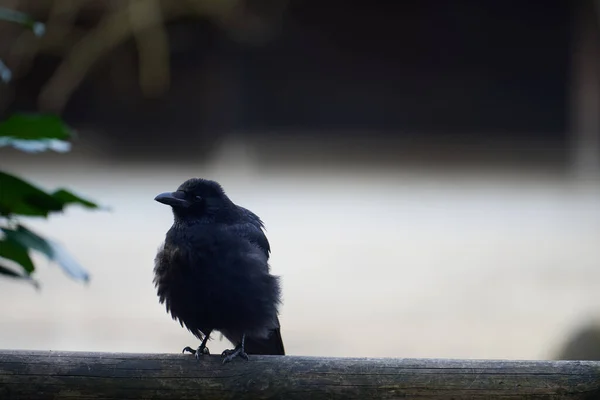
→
(1, 350, 599, 399)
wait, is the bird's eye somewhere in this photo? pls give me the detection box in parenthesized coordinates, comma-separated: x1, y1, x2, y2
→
(194, 195, 202, 202)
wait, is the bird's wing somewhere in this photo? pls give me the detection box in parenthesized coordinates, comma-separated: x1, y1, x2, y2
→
(229, 222, 270, 259)
(233, 207, 271, 259)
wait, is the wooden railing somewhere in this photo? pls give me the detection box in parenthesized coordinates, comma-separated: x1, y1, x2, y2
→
(1, 350, 599, 399)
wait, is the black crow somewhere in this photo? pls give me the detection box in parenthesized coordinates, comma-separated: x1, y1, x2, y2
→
(153, 178, 284, 363)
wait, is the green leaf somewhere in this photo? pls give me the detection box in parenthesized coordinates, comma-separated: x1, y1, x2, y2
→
(0, 137, 71, 153)
(52, 189, 100, 210)
(1, 225, 53, 259)
(0, 262, 39, 288)
(0, 172, 65, 217)
(0, 172, 102, 217)
(0, 263, 24, 278)
(0, 237, 35, 274)
(0, 113, 73, 152)
(46, 240, 90, 283)
(1, 225, 90, 282)
(0, 113, 73, 141)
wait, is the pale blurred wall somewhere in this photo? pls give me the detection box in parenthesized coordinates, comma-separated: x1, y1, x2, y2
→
(1, 133, 599, 360)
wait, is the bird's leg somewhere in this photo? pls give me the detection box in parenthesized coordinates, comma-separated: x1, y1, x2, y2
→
(221, 333, 249, 364)
(182, 332, 211, 360)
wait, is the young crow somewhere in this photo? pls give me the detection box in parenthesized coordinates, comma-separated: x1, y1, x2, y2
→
(153, 178, 284, 363)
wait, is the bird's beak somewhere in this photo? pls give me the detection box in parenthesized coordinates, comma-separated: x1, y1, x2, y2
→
(154, 191, 190, 208)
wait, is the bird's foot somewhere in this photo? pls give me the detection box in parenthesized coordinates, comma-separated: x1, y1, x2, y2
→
(221, 346, 248, 364)
(182, 345, 210, 360)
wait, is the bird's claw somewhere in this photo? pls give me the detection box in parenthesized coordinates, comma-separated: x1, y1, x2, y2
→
(221, 347, 249, 364)
(182, 345, 210, 360)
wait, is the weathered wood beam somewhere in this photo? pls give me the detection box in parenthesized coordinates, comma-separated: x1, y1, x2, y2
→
(0, 350, 599, 399)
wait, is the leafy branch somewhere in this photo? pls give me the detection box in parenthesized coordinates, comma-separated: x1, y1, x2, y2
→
(0, 114, 104, 288)
(1, 8, 104, 288)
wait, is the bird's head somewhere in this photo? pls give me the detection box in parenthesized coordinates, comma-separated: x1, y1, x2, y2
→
(154, 178, 235, 222)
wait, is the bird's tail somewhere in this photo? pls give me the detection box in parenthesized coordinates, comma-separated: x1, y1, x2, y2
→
(245, 327, 285, 355)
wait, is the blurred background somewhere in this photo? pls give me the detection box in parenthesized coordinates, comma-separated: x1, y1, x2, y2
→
(1, 0, 600, 360)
